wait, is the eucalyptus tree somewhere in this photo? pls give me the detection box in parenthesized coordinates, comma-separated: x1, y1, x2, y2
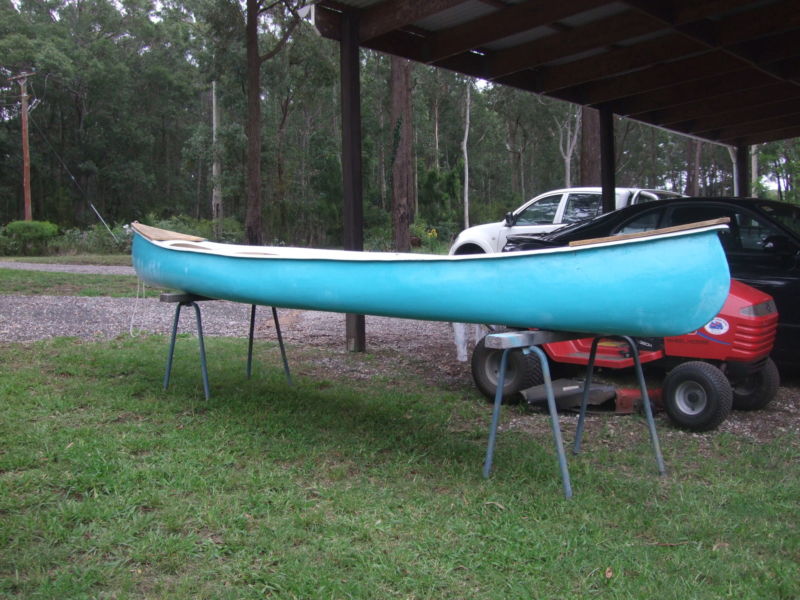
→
(259, 19, 338, 245)
(1, 0, 205, 225)
(757, 140, 798, 203)
(389, 55, 414, 251)
(483, 84, 574, 207)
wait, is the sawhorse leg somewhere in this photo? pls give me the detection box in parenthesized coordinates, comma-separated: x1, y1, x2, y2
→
(246, 305, 293, 385)
(574, 336, 666, 476)
(483, 344, 573, 499)
(163, 298, 210, 400)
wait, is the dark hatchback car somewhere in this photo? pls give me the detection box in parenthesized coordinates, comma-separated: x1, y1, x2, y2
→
(504, 197, 800, 368)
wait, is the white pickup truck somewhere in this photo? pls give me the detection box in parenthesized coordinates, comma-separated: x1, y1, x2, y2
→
(449, 187, 682, 255)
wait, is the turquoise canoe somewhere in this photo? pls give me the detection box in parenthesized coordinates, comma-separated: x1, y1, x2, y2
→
(130, 220, 730, 337)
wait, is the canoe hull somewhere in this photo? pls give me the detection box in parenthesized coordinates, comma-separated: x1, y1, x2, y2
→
(132, 227, 730, 337)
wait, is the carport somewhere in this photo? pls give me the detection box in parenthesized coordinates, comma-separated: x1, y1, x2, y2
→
(308, 0, 800, 350)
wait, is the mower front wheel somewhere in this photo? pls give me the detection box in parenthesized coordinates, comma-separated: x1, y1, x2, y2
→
(663, 361, 733, 431)
(471, 337, 543, 403)
(731, 357, 780, 411)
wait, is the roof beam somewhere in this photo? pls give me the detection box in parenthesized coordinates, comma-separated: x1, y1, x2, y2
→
(729, 125, 800, 147)
(574, 51, 749, 105)
(623, 0, 800, 43)
(488, 10, 664, 79)
(648, 86, 800, 128)
(733, 30, 800, 67)
(715, 114, 800, 144)
(426, 0, 609, 63)
(677, 98, 800, 136)
(624, 0, 800, 84)
(358, 0, 470, 42)
(615, 70, 776, 117)
(359, 28, 492, 79)
(533, 34, 704, 93)
(670, 0, 763, 25)
(314, 4, 345, 40)
(711, 0, 800, 47)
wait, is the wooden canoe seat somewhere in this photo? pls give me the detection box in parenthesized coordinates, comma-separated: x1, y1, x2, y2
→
(568, 217, 730, 247)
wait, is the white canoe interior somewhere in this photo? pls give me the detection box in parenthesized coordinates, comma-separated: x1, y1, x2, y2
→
(130, 218, 729, 261)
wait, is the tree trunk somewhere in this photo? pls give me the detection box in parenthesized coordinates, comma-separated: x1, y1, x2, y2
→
(273, 93, 292, 238)
(507, 119, 521, 198)
(244, 0, 264, 245)
(580, 106, 601, 186)
(685, 138, 702, 196)
(555, 106, 581, 187)
(211, 81, 223, 238)
(390, 55, 414, 252)
(432, 70, 441, 171)
(377, 78, 387, 209)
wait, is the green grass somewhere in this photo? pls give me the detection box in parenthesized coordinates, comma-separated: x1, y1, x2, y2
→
(0, 254, 132, 266)
(0, 268, 159, 298)
(1, 336, 798, 599)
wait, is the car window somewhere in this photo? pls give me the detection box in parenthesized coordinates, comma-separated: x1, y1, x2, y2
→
(735, 213, 783, 251)
(562, 193, 601, 223)
(667, 205, 740, 251)
(616, 209, 662, 234)
(758, 202, 800, 238)
(515, 194, 561, 225)
(667, 205, 785, 253)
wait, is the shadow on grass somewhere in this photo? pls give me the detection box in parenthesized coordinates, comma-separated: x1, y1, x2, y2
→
(108, 334, 562, 485)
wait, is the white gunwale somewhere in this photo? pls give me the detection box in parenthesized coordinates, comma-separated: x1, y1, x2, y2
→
(130, 219, 729, 261)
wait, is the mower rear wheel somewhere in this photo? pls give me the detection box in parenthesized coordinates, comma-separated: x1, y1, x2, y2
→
(471, 336, 543, 403)
(731, 357, 780, 411)
(663, 361, 733, 431)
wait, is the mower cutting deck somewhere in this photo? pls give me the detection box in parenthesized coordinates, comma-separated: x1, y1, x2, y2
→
(472, 280, 779, 431)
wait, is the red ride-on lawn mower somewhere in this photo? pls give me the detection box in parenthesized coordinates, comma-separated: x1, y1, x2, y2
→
(471, 280, 780, 431)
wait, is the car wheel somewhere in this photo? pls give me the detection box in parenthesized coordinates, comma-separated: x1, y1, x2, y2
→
(663, 361, 732, 431)
(731, 358, 780, 411)
(471, 336, 543, 403)
(453, 244, 486, 255)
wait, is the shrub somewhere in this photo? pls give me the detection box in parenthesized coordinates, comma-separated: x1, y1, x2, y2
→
(0, 226, 14, 256)
(50, 223, 131, 255)
(0, 220, 59, 256)
(410, 219, 451, 254)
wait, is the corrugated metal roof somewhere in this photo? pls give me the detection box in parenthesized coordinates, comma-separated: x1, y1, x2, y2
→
(413, 1, 498, 31)
(315, 0, 800, 146)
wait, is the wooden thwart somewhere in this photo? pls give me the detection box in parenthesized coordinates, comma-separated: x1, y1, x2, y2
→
(568, 217, 730, 247)
(130, 221, 206, 243)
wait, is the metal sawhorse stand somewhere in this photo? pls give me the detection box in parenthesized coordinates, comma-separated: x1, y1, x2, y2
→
(482, 330, 666, 499)
(574, 335, 666, 476)
(160, 293, 293, 400)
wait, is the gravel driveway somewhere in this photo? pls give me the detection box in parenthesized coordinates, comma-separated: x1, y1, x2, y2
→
(0, 260, 136, 276)
(2, 260, 797, 445)
(0, 261, 462, 358)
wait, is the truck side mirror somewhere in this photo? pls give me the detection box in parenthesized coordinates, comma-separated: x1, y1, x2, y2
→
(504, 212, 516, 227)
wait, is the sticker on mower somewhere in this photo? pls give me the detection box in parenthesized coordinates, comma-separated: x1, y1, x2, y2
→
(704, 317, 730, 335)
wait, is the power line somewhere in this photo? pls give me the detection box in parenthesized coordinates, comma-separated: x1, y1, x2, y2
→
(27, 110, 119, 242)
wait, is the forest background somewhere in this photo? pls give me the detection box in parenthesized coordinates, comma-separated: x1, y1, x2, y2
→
(2, 0, 799, 252)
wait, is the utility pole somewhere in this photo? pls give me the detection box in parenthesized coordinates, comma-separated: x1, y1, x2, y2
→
(9, 72, 34, 220)
(462, 80, 470, 229)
